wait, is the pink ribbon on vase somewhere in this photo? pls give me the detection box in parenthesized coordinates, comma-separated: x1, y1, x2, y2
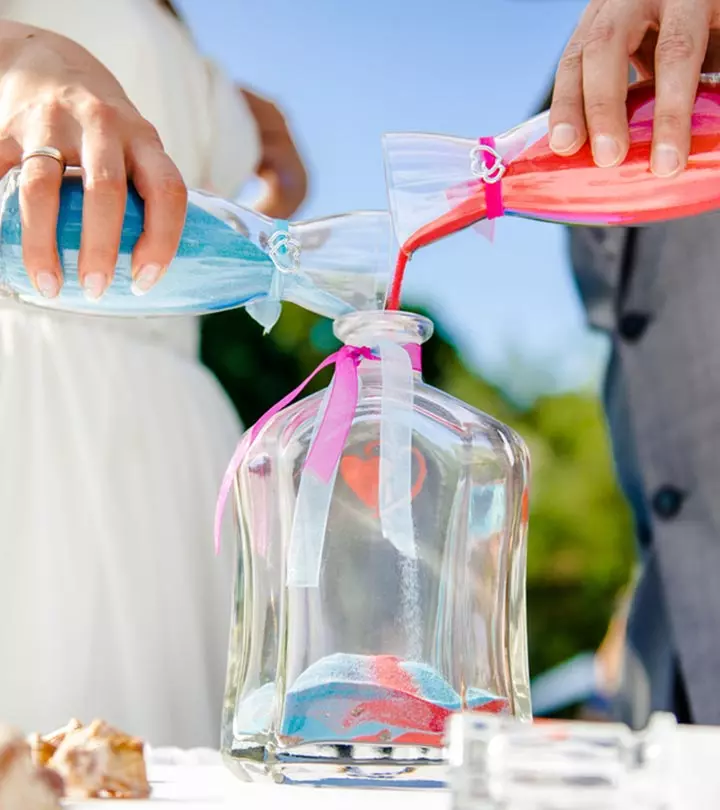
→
(214, 343, 422, 556)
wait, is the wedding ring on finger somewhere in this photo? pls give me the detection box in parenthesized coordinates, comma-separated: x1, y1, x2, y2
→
(21, 146, 66, 172)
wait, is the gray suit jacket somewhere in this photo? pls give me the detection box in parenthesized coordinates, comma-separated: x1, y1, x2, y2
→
(570, 216, 720, 726)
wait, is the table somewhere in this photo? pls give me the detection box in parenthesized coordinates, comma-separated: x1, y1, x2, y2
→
(66, 726, 720, 808)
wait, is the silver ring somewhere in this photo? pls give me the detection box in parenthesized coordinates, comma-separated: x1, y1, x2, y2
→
(21, 146, 65, 171)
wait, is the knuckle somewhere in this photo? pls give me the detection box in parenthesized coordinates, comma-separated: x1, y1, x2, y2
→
(19, 169, 57, 198)
(583, 19, 617, 52)
(584, 97, 615, 121)
(138, 121, 163, 146)
(13, 99, 66, 135)
(81, 245, 118, 268)
(85, 171, 126, 197)
(22, 241, 53, 267)
(154, 172, 187, 206)
(559, 42, 583, 73)
(37, 99, 65, 126)
(656, 31, 696, 65)
(81, 97, 121, 130)
(653, 111, 685, 134)
(0, 136, 18, 162)
(551, 92, 581, 117)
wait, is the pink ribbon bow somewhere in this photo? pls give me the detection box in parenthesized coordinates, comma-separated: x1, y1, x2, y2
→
(214, 343, 422, 554)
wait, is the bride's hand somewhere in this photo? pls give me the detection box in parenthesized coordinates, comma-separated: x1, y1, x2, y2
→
(0, 20, 187, 298)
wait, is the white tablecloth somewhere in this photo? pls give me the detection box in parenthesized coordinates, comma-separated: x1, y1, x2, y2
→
(65, 727, 720, 808)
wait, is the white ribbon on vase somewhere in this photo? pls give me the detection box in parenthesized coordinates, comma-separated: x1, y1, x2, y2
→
(286, 337, 418, 588)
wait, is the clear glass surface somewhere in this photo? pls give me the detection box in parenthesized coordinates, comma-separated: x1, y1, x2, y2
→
(383, 73, 720, 257)
(221, 311, 531, 787)
(382, 114, 548, 250)
(447, 712, 677, 809)
(0, 169, 390, 322)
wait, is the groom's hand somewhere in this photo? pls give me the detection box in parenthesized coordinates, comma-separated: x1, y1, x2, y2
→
(549, 0, 720, 177)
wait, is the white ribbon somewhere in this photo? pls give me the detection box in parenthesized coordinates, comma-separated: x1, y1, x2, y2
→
(377, 338, 417, 560)
(286, 383, 337, 588)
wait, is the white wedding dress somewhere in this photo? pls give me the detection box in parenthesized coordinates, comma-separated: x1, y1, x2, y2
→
(0, 0, 260, 747)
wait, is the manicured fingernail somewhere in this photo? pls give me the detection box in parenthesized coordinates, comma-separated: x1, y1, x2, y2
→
(651, 143, 680, 177)
(592, 135, 621, 168)
(36, 272, 59, 299)
(131, 263, 162, 296)
(550, 124, 579, 153)
(83, 272, 107, 301)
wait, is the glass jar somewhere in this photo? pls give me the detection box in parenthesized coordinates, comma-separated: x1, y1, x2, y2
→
(221, 310, 531, 787)
(447, 712, 677, 810)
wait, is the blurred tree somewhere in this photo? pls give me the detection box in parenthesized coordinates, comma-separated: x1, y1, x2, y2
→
(200, 304, 633, 681)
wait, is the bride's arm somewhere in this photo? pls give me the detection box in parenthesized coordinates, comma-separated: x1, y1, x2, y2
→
(199, 54, 307, 218)
(239, 87, 308, 220)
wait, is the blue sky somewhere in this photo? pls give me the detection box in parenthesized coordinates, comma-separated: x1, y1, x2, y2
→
(177, 0, 607, 400)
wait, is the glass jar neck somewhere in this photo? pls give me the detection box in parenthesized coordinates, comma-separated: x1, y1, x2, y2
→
(333, 311, 433, 348)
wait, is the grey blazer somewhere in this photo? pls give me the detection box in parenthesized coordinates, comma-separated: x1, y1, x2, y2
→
(570, 216, 720, 727)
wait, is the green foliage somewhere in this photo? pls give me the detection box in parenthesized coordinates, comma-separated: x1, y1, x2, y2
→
(201, 304, 634, 679)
